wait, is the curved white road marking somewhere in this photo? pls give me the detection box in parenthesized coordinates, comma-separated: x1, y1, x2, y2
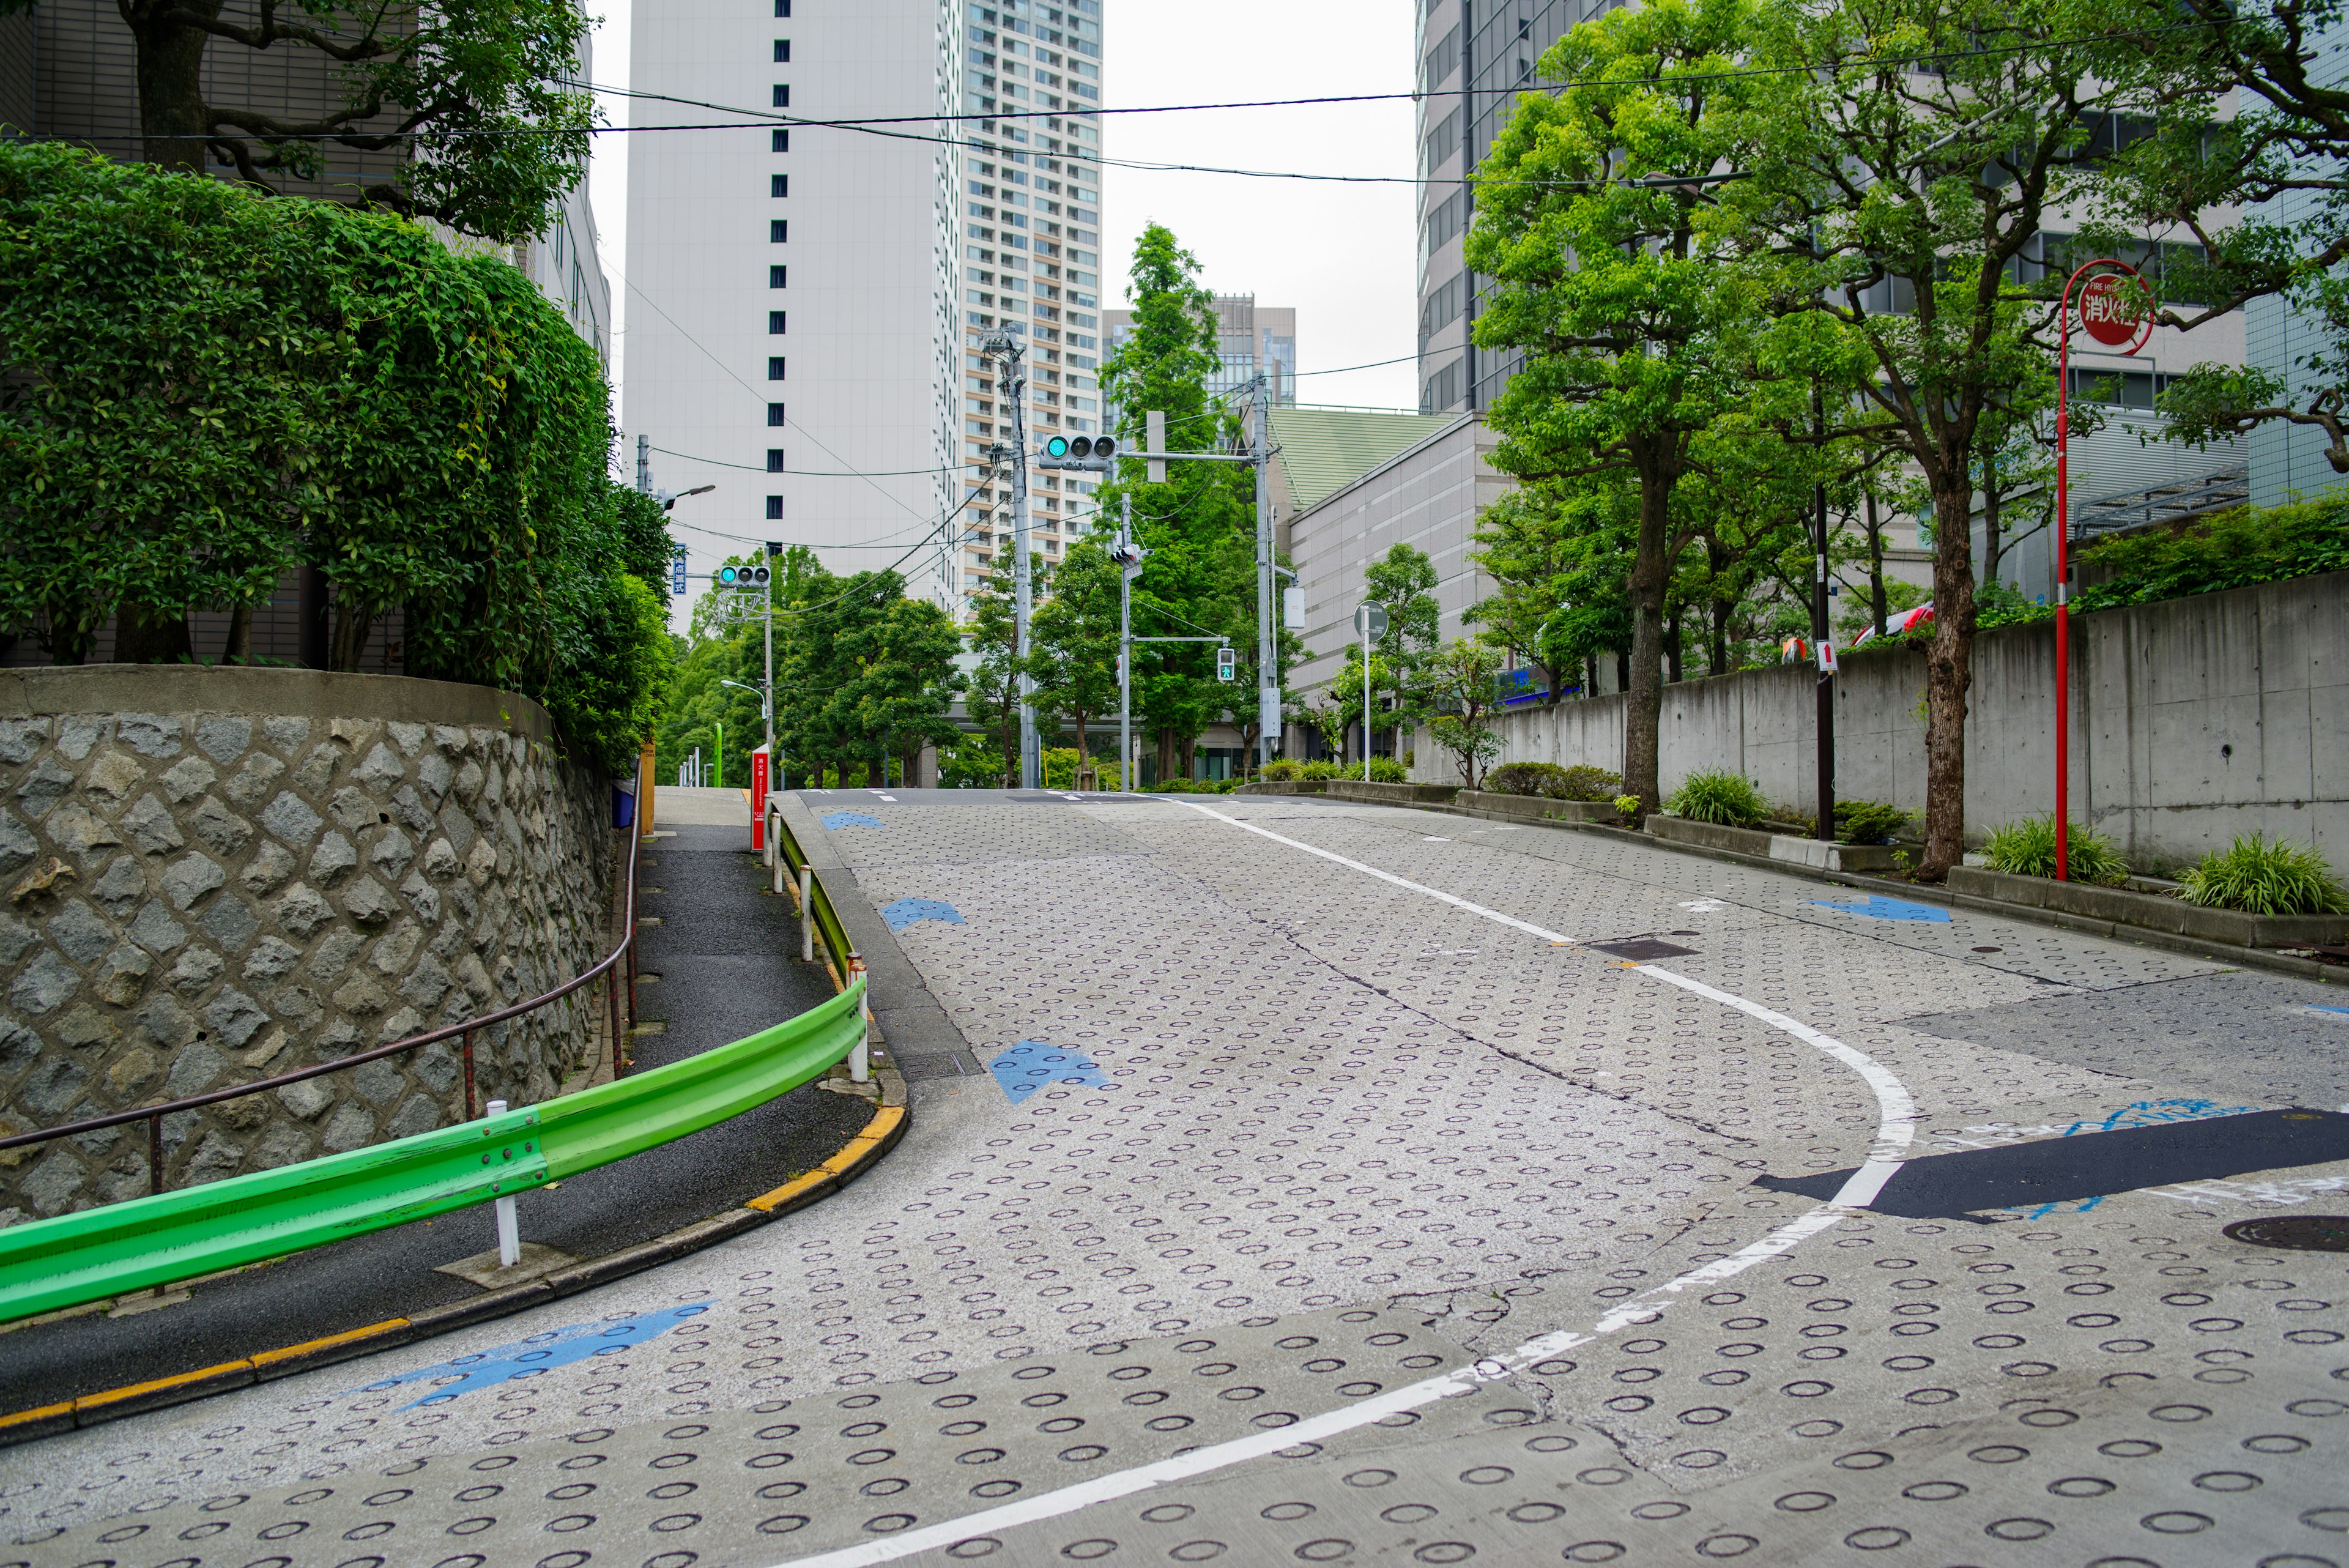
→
(782, 800, 1917, 1568)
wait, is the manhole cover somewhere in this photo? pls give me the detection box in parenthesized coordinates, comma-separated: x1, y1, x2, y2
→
(1590, 937, 1697, 960)
(2223, 1215, 2349, 1252)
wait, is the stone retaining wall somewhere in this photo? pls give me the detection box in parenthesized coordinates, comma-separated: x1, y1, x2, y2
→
(0, 667, 614, 1222)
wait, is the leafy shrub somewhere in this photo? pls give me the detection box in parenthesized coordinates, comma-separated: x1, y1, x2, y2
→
(1299, 760, 1340, 781)
(1370, 756, 1408, 784)
(1557, 764, 1623, 801)
(2178, 833, 2349, 915)
(1666, 769, 1768, 827)
(1260, 759, 1301, 781)
(1485, 761, 1567, 797)
(1834, 800, 1914, 845)
(1613, 793, 1642, 819)
(1984, 814, 2131, 885)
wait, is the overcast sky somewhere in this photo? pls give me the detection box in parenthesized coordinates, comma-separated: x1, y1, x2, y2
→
(587, 0, 1423, 423)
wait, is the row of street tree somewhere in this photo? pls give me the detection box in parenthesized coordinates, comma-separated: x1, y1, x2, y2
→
(1441, 0, 2349, 875)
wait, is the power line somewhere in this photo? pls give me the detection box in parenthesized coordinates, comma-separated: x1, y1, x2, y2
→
(651, 444, 971, 477)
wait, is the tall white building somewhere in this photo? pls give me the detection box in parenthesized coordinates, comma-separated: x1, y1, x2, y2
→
(625, 0, 971, 604)
(955, 0, 1108, 605)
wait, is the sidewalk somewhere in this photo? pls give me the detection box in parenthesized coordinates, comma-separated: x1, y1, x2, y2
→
(0, 816, 862, 1416)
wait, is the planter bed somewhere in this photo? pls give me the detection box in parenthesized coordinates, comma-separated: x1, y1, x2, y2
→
(1235, 780, 1327, 795)
(1323, 780, 1463, 805)
(1945, 866, 2349, 950)
(1452, 790, 1618, 824)
(1646, 813, 1905, 874)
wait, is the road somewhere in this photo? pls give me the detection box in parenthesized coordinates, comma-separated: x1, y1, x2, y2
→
(5, 790, 2345, 1567)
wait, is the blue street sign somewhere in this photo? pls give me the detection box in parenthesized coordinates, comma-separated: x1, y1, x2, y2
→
(670, 548, 688, 596)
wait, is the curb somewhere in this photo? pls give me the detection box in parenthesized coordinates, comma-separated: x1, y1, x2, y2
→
(1401, 797, 2348, 987)
(0, 953, 911, 1451)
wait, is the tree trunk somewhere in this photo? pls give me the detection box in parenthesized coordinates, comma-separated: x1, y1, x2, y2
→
(1981, 464, 2006, 589)
(1664, 604, 1683, 684)
(1621, 449, 1679, 815)
(1178, 732, 1197, 783)
(329, 600, 373, 671)
(1919, 478, 1980, 880)
(113, 603, 192, 664)
(1157, 727, 1176, 787)
(1865, 489, 1888, 639)
(123, 0, 224, 173)
(225, 602, 252, 663)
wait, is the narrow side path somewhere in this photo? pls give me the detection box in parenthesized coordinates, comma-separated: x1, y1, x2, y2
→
(0, 823, 861, 1421)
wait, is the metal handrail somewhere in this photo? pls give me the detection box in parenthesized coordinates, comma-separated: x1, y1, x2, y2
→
(0, 792, 645, 1194)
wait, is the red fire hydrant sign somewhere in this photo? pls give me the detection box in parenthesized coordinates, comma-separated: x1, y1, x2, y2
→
(2080, 272, 2148, 347)
(751, 746, 769, 852)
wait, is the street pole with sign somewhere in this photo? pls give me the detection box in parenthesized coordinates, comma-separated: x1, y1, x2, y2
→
(1354, 603, 1388, 769)
(2054, 261, 2153, 880)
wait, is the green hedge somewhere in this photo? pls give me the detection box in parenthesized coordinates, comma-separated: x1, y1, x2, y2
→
(0, 141, 666, 772)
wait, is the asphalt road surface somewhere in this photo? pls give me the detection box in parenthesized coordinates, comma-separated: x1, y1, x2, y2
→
(6, 790, 2345, 1568)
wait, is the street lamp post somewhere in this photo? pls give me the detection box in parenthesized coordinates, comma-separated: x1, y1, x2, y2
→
(1355, 603, 1388, 772)
(2052, 259, 2153, 881)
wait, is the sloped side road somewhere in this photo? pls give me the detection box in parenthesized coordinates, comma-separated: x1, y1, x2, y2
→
(0, 822, 867, 1421)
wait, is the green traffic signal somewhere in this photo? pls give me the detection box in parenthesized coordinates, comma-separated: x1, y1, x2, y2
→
(1044, 436, 1071, 459)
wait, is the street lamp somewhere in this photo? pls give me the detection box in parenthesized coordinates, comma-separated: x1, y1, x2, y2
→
(2052, 258, 2153, 881)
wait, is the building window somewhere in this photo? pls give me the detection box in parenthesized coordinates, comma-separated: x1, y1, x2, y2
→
(768, 357, 786, 380)
(771, 128, 789, 152)
(770, 264, 787, 288)
(771, 173, 789, 198)
(773, 0, 788, 12)
(766, 450, 786, 472)
(766, 496, 785, 518)
(768, 403, 787, 426)
(769, 310, 786, 333)
(773, 38, 790, 61)
(772, 84, 790, 107)
(771, 220, 788, 242)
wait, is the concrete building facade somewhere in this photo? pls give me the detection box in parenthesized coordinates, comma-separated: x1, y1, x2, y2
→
(954, 0, 1108, 607)
(625, 0, 986, 608)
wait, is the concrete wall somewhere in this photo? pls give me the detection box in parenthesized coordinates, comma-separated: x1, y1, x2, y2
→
(0, 667, 614, 1222)
(1427, 571, 2348, 871)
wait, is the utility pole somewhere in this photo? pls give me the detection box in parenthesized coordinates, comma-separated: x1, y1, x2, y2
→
(1811, 379, 1836, 843)
(984, 330, 1039, 789)
(1250, 375, 1280, 773)
(636, 433, 650, 495)
(1113, 492, 1146, 794)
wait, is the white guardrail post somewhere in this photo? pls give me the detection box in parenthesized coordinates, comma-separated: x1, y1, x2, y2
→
(847, 952, 870, 1083)
(486, 1097, 520, 1267)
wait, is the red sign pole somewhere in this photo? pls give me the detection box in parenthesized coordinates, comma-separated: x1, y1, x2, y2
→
(751, 745, 770, 853)
(2052, 261, 2153, 880)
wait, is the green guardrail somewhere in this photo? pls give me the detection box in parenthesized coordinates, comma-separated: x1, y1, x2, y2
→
(771, 805, 855, 976)
(0, 978, 865, 1324)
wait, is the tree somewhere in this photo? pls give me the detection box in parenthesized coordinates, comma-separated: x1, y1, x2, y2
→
(1091, 223, 1259, 783)
(780, 568, 961, 788)
(962, 585, 1023, 789)
(1724, 0, 2131, 875)
(1028, 540, 1123, 782)
(1424, 639, 1505, 789)
(0, 0, 596, 240)
(1361, 543, 1440, 749)
(1468, 0, 1768, 814)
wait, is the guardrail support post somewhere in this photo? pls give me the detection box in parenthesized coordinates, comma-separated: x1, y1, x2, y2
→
(462, 1031, 475, 1120)
(148, 1113, 162, 1196)
(847, 951, 871, 1083)
(485, 1098, 520, 1268)
(800, 867, 814, 963)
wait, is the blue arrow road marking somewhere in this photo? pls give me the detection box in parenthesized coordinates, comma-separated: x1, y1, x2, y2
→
(989, 1041, 1112, 1104)
(1808, 894, 1952, 923)
(881, 897, 966, 932)
(2309, 1006, 2349, 1017)
(352, 1303, 709, 1408)
(821, 811, 885, 830)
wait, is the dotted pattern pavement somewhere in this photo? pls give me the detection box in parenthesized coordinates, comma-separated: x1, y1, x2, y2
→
(5, 793, 2343, 1568)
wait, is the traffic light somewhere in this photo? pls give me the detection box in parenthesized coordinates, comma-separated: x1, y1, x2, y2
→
(1216, 646, 1237, 682)
(718, 563, 773, 587)
(1039, 434, 1119, 472)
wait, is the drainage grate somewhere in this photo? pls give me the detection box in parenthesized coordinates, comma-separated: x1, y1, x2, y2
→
(2224, 1214, 2349, 1252)
(1589, 936, 1698, 960)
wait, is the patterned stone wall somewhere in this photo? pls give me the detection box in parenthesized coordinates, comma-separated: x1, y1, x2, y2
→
(0, 667, 615, 1223)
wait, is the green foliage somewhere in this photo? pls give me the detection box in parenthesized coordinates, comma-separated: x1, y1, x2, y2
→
(1559, 764, 1626, 801)
(2178, 834, 2349, 915)
(1613, 793, 1644, 819)
(1424, 639, 1506, 789)
(1299, 760, 1340, 781)
(2079, 496, 2349, 610)
(937, 732, 1004, 790)
(1984, 814, 2132, 885)
(1833, 800, 1914, 846)
(1260, 759, 1301, 781)
(1029, 539, 1123, 753)
(1666, 769, 1768, 827)
(0, 143, 666, 771)
(1485, 762, 1568, 798)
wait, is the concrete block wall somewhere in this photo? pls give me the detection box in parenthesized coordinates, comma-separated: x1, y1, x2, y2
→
(0, 667, 613, 1223)
(1428, 571, 2347, 872)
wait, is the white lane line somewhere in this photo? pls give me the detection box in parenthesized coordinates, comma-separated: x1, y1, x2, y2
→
(783, 800, 1917, 1568)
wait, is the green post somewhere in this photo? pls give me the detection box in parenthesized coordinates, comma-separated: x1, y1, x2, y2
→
(714, 722, 724, 789)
